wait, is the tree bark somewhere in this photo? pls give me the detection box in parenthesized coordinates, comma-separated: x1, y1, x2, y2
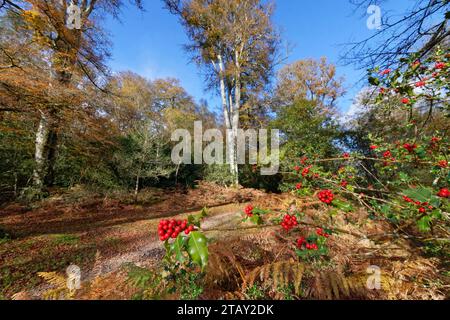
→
(44, 124, 59, 187)
(32, 110, 50, 191)
(218, 54, 238, 185)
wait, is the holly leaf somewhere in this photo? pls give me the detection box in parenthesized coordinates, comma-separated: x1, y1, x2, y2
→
(417, 216, 432, 233)
(252, 208, 270, 215)
(170, 234, 187, 263)
(250, 214, 263, 225)
(332, 199, 353, 212)
(188, 208, 208, 227)
(187, 231, 208, 270)
(200, 207, 208, 218)
(368, 76, 380, 86)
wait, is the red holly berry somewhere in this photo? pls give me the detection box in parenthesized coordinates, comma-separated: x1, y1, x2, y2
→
(317, 190, 334, 205)
(380, 69, 391, 75)
(340, 180, 348, 188)
(302, 166, 311, 177)
(244, 204, 254, 217)
(437, 188, 449, 198)
(158, 219, 193, 241)
(294, 165, 300, 172)
(370, 145, 378, 150)
(435, 62, 445, 70)
(342, 153, 350, 159)
(401, 98, 410, 104)
(295, 183, 302, 190)
(431, 137, 440, 143)
(403, 143, 417, 153)
(418, 207, 426, 214)
(415, 81, 426, 87)
(296, 237, 306, 249)
(438, 160, 448, 168)
(383, 150, 392, 158)
(281, 214, 298, 232)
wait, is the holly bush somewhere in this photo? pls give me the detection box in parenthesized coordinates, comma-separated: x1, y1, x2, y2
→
(159, 208, 209, 271)
(283, 48, 449, 234)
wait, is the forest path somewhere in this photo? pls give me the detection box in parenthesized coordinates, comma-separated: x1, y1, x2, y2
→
(84, 204, 244, 280)
(24, 203, 245, 298)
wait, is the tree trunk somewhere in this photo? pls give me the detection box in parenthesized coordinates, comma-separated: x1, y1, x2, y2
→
(44, 126, 58, 187)
(232, 53, 241, 186)
(218, 54, 238, 184)
(32, 111, 50, 191)
(134, 173, 140, 202)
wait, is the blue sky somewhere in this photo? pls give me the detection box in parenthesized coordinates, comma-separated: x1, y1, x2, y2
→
(104, 0, 411, 116)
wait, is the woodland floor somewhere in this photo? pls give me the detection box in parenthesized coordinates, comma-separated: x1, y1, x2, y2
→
(0, 182, 448, 300)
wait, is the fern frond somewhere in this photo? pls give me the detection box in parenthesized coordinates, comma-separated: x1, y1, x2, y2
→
(243, 260, 305, 296)
(38, 272, 66, 289)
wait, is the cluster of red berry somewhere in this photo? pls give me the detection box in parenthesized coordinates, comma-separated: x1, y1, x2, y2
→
(438, 160, 448, 168)
(281, 214, 298, 231)
(158, 219, 195, 241)
(435, 62, 446, 69)
(295, 183, 302, 190)
(402, 196, 434, 213)
(340, 180, 348, 188)
(296, 237, 318, 251)
(383, 150, 392, 158)
(403, 143, 417, 153)
(317, 190, 334, 204)
(244, 204, 254, 217)
(299, 166, 311, 177)
(316, 228, 330, 238)
(401, 98, 410, 104)
(437, 188, 449, 198)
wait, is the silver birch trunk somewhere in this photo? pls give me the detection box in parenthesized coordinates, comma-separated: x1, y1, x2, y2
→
(32, 111, 50, 191)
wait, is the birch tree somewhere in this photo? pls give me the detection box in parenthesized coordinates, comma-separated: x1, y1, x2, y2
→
(165, 0, 279, 186)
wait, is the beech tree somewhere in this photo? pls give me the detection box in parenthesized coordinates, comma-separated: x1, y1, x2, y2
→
(276, 58, 345, 110)
(0, 0, 142, 195)
(165, 0, 279, 185)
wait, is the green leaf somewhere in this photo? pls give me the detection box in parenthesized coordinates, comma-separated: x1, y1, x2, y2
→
(398, 172, 410, 183)
(250, 214, 263, 225)
(170, 234, 187, 263)
(368, 76, 380, 86)
(403, 187, 432, 202)
(188, 208, 208, 228)
(332, 199, 353, 212)
(252, 208, 270, 215)
(200, 207, 208, 218)
(328, 208, 339, 217)
(187, 232, 209, 270)
(380, 204, 391, 216)
(417, 216, 432, 233)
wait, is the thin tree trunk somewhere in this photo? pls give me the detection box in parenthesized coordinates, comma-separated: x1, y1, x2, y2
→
(32, 110, 50, 192)
(232, 52, 241, 186)
(134, 172, 140, 202)
(44, 125, 58, 187)
(218, 54, 237, 181)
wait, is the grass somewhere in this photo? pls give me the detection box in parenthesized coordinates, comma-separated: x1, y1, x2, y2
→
(51, 234, 80, 245)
